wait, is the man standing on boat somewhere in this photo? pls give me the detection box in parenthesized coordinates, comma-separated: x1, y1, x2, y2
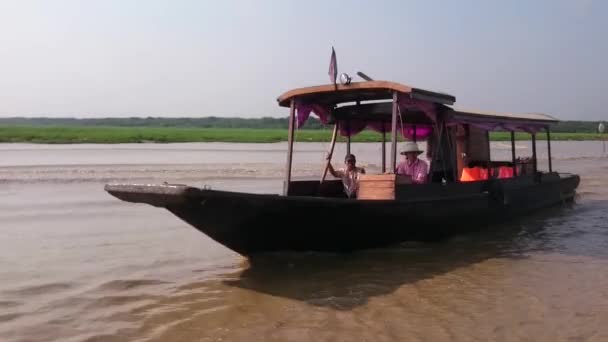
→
(327, 154, 366, 198)
(395, 142, 429, 184)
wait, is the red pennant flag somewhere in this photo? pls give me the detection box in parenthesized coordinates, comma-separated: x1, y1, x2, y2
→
(328, 47, 337, 85)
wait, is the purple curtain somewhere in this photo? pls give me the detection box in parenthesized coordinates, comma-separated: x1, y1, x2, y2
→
(339, 120, 367, 137)
(401, 125, 433, 139)
(295, 97, 438, 139)
(367, 121, 433, 139)
(295, 102, 331, 128)
(367, 121, 391, 134)
(397, 95, 437, 122)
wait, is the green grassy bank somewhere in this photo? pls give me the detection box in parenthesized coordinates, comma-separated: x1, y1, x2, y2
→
(0, 126, 604, 144)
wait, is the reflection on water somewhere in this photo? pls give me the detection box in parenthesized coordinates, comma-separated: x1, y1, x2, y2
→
(227, 200, 605, 310)
(1, 142, 608, 341)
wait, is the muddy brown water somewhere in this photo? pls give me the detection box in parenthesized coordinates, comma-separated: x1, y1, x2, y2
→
(1, 141, 607, 341)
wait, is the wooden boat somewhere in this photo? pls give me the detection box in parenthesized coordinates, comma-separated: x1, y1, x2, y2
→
(105, 80, 580, 256)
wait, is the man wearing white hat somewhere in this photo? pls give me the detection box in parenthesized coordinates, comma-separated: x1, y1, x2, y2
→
(395, 141, 429, 184)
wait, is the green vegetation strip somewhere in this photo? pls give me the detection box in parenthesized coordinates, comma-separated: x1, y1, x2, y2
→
(0, 126, 604, 144)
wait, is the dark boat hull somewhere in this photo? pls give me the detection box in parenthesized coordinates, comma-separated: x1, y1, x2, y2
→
(105, 173, 579, 256)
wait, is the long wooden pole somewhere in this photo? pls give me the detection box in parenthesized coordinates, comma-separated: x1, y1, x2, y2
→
(547, 128, 553, 172)
(511, 131, 517, 177)
(390, 91, 398, 173)
(321, 123, 339, 183)
(283, 99, 296, 196)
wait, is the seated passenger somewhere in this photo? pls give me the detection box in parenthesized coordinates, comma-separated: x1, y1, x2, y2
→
(395, 142, 429, 184)
(327, 153, 366, 198)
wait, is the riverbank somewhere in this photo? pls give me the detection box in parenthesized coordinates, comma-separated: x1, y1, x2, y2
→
(0, 126, 604, 144)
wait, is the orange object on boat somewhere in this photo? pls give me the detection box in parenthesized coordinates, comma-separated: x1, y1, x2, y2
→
(461, 166, 490, 182)
(479, 167, 489, 180)
(498, 166, 514, 179)
(461, 167, 480, 182)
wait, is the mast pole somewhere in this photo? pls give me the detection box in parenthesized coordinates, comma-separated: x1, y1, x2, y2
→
(511, 131, 517, 177)
(547, 127, 553, 172)
(390, 91, 398, 172)
(283, 99, 296, 195)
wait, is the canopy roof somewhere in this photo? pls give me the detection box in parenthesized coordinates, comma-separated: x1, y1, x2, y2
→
(330, 103, 558, 125)
(277, 81, 456, 107)
(447, 108, 558, 124)
(445, 107, 557, 132)
(279, 80, 558, 135)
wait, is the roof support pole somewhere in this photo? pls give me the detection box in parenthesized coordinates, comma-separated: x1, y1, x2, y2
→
(283, 99, 296, 196)
(381, 126, 386, 173)
(413, 125, 417, 143)
(531, 133, 537, 174)
(511, 131, 517, 177)
(546, 127, 553, 172)
(486, 130, 491, 176)
(346, 120, 351, 155)
(434, 122, 446, 181)
(349, 101, 360, 157)
(449, 122, 458, 182)
(390, 91, 398, 172)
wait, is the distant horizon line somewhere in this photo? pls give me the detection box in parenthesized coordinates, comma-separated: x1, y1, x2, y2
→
(0, 115, 289, 119)
(0, 116, 602, 123)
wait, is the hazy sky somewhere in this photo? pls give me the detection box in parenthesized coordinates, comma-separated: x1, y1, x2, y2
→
(0, 0, 605, 120)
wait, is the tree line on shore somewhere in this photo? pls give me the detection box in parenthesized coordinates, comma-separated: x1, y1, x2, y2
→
(0, 116, 603, 133)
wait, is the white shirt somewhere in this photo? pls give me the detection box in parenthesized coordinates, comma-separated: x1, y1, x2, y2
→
(335, 167, 365, 197)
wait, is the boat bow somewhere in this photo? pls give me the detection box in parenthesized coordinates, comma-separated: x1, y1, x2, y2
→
(104, 183, 199, 207)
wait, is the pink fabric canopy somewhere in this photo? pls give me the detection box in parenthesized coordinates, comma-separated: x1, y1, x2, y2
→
(397, 95, 437, 122)
(294, 95, 546, 136)
(295, 97, 437, 140)
(296, 102, 331, 128)
(339, 121, 433, 139)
